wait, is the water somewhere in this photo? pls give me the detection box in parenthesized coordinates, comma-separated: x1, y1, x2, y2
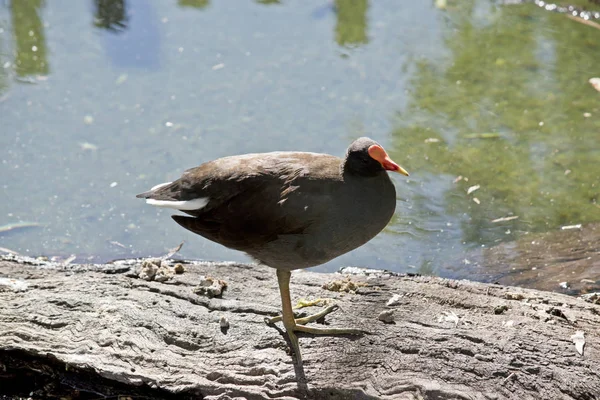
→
(1, 0, 599, 284)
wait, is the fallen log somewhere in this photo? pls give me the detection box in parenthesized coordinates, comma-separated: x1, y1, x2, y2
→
(0, 254, 599, 399)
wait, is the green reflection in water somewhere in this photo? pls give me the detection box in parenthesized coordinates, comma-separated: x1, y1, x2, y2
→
(391, 2, 600, 248)
(255, 0, 281, 5)
(334, 0, 368, 47)
(93, 0, 129, 33)
(11, 0, 48, 77)
(178, 0, 210, 8)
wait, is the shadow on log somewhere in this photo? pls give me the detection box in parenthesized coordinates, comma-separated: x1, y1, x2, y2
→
(0, 254, 599, 399)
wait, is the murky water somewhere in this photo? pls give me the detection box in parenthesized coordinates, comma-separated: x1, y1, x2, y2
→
(1, 0, 599, 286)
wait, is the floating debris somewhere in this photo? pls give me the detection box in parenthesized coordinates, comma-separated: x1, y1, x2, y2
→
(378, 310, 395, 324)
(462, 133, 500, 139)
(83, 115, 94, 125)
(0, 221, 43, 235)
(424, 138, 440, 143)
(212, 63, 225, 70)
(559, 281, 569, 289)
(473, 197, 481, 205)
(467, 185, 480, 195)
(567, 14, 600, 30)
(163, 241, 184, 260)
(491, 215, 519, 223)
(0, 246, 19, 255)
(79, 142, 98, 151)
(561, 224, 582, 230)
(589, 78, 600, 92)
(453, 175, 463, 183)
(570, 331, 585, 356)
(109, 240, 126, 249)
(115, 73, 128, 85)
(110, 182, 118, 188)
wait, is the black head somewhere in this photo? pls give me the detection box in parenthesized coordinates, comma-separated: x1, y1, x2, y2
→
(343, 137, 408, 177)
(343, 137, 386, 177)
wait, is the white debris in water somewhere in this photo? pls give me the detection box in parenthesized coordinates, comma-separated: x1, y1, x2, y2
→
(589, 77, 600, 92)
(561, 224, 581, 230)
(559, 282, 569, 289)
(467, 185, 480, 195)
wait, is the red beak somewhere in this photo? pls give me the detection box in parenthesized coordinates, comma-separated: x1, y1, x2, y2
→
(368, 145, 409, 176)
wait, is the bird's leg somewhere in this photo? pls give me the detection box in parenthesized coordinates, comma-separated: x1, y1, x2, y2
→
(267, 269, 366, 364)
(275, 269, 303, 364)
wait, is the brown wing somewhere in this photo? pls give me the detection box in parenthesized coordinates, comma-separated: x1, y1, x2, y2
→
(138, 151, 343, 252)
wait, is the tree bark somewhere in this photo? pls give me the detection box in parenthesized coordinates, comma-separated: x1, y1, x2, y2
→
(0, 254, 599, 400)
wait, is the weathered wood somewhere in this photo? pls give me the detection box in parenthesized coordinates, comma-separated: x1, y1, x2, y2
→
(0, 254, 599, 399)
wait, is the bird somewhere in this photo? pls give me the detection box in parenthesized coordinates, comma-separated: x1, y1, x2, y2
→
(136, 137, 408, 365)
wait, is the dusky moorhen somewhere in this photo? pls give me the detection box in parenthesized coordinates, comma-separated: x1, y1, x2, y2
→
(137, 137, 408, 364)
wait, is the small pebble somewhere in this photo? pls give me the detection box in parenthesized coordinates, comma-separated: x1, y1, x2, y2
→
(220, 316, 229, 329)
(378, 310, 395, 324)
(174, 263, 185, 274)
(387, 293, 402, 306)
(494, 305, 509, 315)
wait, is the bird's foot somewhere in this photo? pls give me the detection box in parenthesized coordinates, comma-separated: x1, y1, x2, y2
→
(265, 303, 338, 326)
(265, 304, 367, 366)
(266, 304, 367, 333)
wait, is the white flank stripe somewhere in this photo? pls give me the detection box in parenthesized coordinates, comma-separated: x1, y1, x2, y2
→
(151, 181, 172, 191)
(146, 197, 209, 211)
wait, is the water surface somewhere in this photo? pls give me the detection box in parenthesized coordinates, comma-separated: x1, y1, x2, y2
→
(1, 0, 599, 287)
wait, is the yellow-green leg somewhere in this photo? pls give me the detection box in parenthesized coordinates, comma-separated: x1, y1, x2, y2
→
(267, 269, 365, 364)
